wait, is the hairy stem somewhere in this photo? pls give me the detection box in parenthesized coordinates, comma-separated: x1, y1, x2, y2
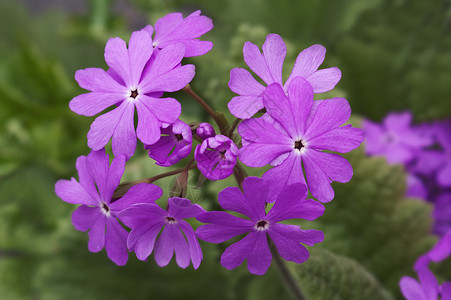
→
(113, 164, 197, 199)
(269, 240, 306, 300)
(228, 118, 241, 138)
(183, 84, 228, 133)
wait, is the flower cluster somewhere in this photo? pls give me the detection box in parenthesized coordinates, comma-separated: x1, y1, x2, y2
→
(55, 11, 363, 276)
(363, 113, 451, 235)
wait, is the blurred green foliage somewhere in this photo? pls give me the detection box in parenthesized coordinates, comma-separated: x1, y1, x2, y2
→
(0, 0, 450, 299)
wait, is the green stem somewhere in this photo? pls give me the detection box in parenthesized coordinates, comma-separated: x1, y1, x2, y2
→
(268, 239, 306, 300)
(183, 84, 228, 133)
(113, 164, 197, 199)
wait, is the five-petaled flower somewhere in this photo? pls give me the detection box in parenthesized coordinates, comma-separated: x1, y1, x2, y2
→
(238, 77, 364, 202)
(69, 30, 195, 158)
(196, 177, 324, 275)
(119, 197, 205, 269)
(54, 149, 163, 265)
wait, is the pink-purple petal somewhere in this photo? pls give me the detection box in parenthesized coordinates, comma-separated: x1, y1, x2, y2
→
(241, 177, 269, 220)
(111, 101, 137, 158)
(168, 197, 205, 220)
(133, 222, 164, 261)
(88, 215, 106, 253)
(154, 225, 176, 267)
(399, 276, 427, 300)
(141, 44, 185, 85)
(228, 95, 264, 119)
(71, 205, 100, 231)
(302, 152, 335, 202)
(55, 178, 97, 206)
(111, 183, 163, 212)
(104, 37, 131, 86)
(179, 220, 203, 269)
(285, 44, 326, 87)
(128, 30, 153, 85)
(418, 268, 439, 300)
(220, 232, 257, 271)
(103, 155, 126, 203)
(118, 203, 166, 228)
(306, 67, 342, 93)
(309, 125, 365, 153)
(267, 183, 325, 222)
(246, 232, 272, 275)
(171, 225, 191, 269)
(229, 68, 265, 96)
(70, 92, 125, 117)
(85, 149, 109, 198)
(218, 186, 252, 217)
(243, 41, 273, 85)
(286, 76, 314, 134)
(305, 150, 353, 183)
(304, 98, 351, 140)
(139, 95, 181, 125)
(261, 34, 286, 85)
(75, 156, 98, 201)
(87, 101, 129, 151)
(135, 101, 161, 146)
(142, 64, 195, 93)
(74, 68, 126, 93)
(268, 226, 310, 264)
(105, 218, 128, 266)
(262, 152, 305, 203)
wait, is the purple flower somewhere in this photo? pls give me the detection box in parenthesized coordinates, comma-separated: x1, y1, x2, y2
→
(118, 197, 205, 269)
(69, 30, 195, 158)
(228, 34, 341, 119)
(362, 112, 432, 165)
(237, 77, 364, 202)
(54, 149, 163, 265)
(145, 119, 192, 167)
(141, 10, 213, 57)
(194, 135, 238, 180)
(417, 121, 451, 187)
(196, 177, 324, 275)
(406, 174, 428, 200)
(399, 268, 439, 300)
(434, 193, 451, 236)
(196, 122, 216, 140)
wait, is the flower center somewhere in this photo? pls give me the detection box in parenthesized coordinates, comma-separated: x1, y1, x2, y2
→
(130, 89, 139, 99)
(294, 140, 304, 150)
(175, 134, 183, 141)
(255, 220, 269, 231)
(165, 216, 177, 224)
(219, 150, 226, 159)
(100, 202, 110, 216)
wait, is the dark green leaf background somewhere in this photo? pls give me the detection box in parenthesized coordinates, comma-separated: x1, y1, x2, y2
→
(0, 0, 449, 299)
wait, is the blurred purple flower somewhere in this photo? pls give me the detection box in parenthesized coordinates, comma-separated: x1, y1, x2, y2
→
(55, 149, 163, 265)
(399, 268, 439, 300)
(415, 121, 451, 187)
(145, 119, 192, 167)
(238, 77, 364, 202)
(228, 34, 341, 119)
(194, 135, 238, 180)
(119, 197, 205, 269)
(69, 30, 195, 158)
(434, 193, 451, 236)
(363, 111, 432, 165)
(141, 10, 213, 57)
(406, 174, 428, 200)
(196, 177, 324, 275)
(196, 122, 216, 140)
